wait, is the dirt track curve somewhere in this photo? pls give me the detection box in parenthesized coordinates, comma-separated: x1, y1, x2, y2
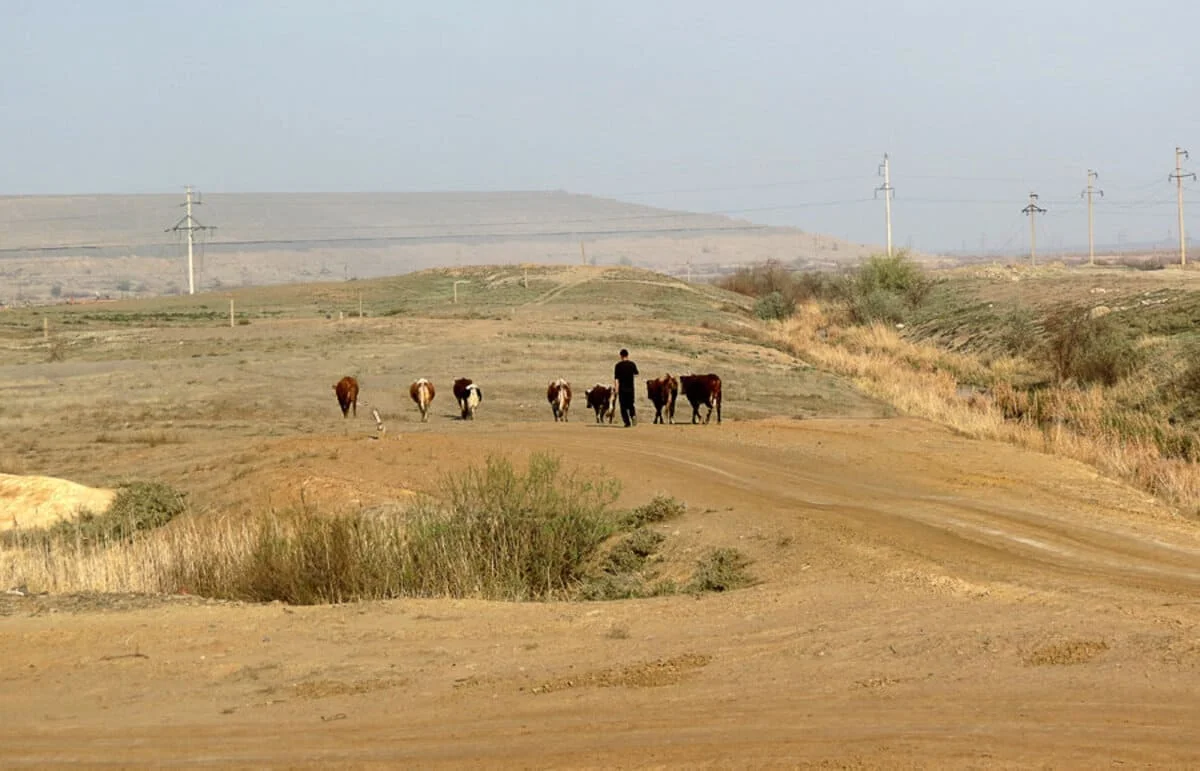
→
(4, 417, 1200, 767)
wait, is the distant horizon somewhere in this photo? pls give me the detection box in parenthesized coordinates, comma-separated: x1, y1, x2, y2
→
(2, 186, 1194, 259)
(5, 2, 1197, 254)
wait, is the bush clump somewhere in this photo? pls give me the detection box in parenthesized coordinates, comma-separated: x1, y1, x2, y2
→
(846, 252, 934, 324)
(687, 547, 754, 593)
(622, 495, 687, 529)
(754, 291, 796, 321)
(1042, 306, 1143, 386)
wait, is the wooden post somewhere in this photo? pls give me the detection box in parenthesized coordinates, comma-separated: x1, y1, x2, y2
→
(580, 241, 586, 265)
(523, 267, 528, 289)
(229, 297, 235, 328)
(358, 292, 363, 318)
(43, 317, 48, 339)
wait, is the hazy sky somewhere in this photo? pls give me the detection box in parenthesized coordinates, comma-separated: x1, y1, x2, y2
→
(4, 0, 1199, 253)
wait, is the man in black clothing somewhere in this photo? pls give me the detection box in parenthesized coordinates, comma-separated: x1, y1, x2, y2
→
(613, 348, 639, 427)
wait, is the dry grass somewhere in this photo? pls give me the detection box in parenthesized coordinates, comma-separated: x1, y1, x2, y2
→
(775, 302, 1200, 513)
(0, 456, 723, 604)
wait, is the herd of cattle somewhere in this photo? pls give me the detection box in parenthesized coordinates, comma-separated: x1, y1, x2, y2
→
(331, 372, 722, 426)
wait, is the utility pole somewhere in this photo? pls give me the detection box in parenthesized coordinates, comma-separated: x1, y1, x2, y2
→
(166, 186, 215, 295)
(1171, 147, 1196, 266)
(580, 240, 587, 265)
(1081, 170, 1103, 266)
(1021, 192, 1047, 266)
(875, 153, 894, 256)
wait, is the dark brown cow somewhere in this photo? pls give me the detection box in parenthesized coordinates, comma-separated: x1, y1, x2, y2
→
(645, 374, 678, 425)
(584, 384, 616, 424)
(409, 378, 435, 422)
(453, 377, 482, 420)
(679, 374, 722, 425)
(332, 376, 359, 418)
(547, 378, 572, 422)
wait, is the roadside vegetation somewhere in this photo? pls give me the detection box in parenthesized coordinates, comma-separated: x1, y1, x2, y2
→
(0, 457, 751, 604)
(723, 255, 1200, 514)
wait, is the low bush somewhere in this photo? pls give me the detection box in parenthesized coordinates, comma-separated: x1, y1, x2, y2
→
(688, 548, 754, 593)
(622, 495, 687, 529)
(1043, 307, 1143, 386)
(846, 252, 935, 324)
(754, 291, 795, 321)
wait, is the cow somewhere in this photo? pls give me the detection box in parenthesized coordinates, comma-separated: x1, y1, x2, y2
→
(409, 378, 435, 422)
(453, 377, 483, 420)
(584, 383, 616, 424)
(547, 378, 572, 422)
(679, 374, 722, 425)
(645, 374, 679, 425)
(332, 376, 359, 418)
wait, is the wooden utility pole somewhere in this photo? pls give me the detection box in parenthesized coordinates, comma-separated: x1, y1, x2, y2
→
(1082, 170, 1103, 266)
(1021, 192, 1047, 266)
(1171, 147, 1196, 266)
(876, 153, 895, 256)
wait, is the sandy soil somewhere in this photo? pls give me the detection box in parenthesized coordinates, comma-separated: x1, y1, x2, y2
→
(0, 473, 115, 530)
(4, 417, 1200, 767)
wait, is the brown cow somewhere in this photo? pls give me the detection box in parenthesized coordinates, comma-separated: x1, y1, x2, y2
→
(453, 377, 482, 420)
(332, 376, 359, 418)
(409, 378, 435, 422)
(679, 374, 722, 425)
(646, 374, 678, 425)
(584, 383, 616, 424)
(547, 378, 572, 422)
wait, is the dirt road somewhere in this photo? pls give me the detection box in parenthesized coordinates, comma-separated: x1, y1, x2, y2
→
(5, 417, 1200, 767)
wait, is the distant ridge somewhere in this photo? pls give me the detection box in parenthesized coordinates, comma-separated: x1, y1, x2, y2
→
(0, 191, 880, 303)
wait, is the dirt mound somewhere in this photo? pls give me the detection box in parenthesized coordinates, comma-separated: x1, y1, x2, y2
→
(0, 473, 115, 531)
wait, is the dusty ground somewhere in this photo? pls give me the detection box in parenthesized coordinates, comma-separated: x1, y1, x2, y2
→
(2, 267, 1200, 767)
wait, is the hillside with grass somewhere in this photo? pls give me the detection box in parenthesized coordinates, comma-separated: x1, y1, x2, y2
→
(720, 256, 1200, 513)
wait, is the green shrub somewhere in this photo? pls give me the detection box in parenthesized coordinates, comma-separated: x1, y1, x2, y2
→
(687, 548, 754, 593)
(845, 252, 934, 325)
(1000, 306, 1040, 356)
(754, 291, 796, 321)
(622, 495, 687, 529)
(52, 481, 186, 546)
(1043, 307, 1143, 386)
(848, 287, 909, 324)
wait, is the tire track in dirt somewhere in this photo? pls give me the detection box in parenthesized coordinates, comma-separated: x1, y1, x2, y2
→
(536, 423, 1200, 597)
